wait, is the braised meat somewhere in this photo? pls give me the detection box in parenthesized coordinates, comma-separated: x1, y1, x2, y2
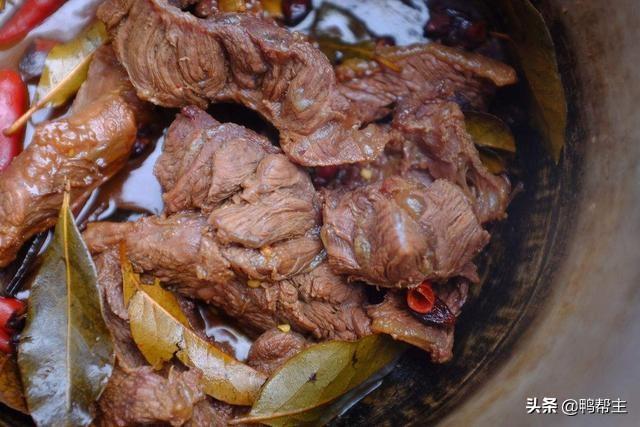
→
(393, 98, 511, 223)
(247, 328, 307, 375)
(97, 366, 205, 427)
(0, 95, 137, 268)
(94, 250, 147, 369)
(98, 0, 393, 166)
(0, 47, 141, 268)
(155, 107, 324, 280)
(156, 106, 280, 214)
(367, 281, 468, 363)
(84, 214, 371, 341)
(322, 178, 488, 288)
(337, 43, 517, 123)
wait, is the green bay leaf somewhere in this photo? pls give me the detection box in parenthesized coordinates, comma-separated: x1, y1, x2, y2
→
(18, 193, 114, 427)
(235, 335, 402, 426)
(125, 275, 266, 405)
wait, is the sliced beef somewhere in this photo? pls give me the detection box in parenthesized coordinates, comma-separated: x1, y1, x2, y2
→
(209, 153, 320, 248)
(84, 214, 371, 341)
(393, 98, 511, 223)
(336, 43, 517, 122)
(247, 328, 307, 375)
(186, 398, 237, 427)
(156, 106, 279, 214)
(72, 46, 148, 122)
(0, 47, 142, 268)
(97, 366, 205, 427)
(0, 95, 137, 267)
(98, 0, 391, 166)
(367, 281, 468, 363)
(94, 250, 146, 369)
(322, 178, 489, 288)
(154, 107, 324, 280)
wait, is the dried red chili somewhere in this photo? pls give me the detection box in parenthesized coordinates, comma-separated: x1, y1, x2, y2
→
(0, 0, 66, 50)
(0, 70, 28, 171)
(407, 281, 456, 326)
(0, 297, 25, 332)
(407, 281, 436, 314)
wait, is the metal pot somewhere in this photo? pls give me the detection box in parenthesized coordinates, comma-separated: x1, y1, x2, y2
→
(337, 1, 640, 425)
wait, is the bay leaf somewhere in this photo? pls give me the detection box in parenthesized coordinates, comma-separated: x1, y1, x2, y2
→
(494, 0, 567, 162)
(18, 192, 114, 427)
(465, 111, 516, 153)
(479, 148, 508, 174)
(219, 0, 246, 12)
(234, 335, 402, 426)
(124, 271, 266, 405)
(0, 354, 27, 414)
(5, 22, 108, 135)
(36, 21, 108, 107)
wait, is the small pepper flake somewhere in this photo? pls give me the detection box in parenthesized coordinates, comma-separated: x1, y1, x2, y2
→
(277, 324, 291, 333)
(247, 279, 261, 289)
(360, 168, 373, 180)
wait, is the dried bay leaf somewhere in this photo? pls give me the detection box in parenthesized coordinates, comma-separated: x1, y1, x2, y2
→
(465, 111, 516, 153)
(5, 21, 108, 135)
(493, 0, 567, 162)
(18, 192, 114, 427)
(234, 335, 402, 426)
(123, 264, 266, 406)
(36, 21, 107, 106)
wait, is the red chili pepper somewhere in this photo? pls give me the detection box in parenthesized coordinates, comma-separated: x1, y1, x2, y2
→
(407, 281, 436, 314)
(0, 0, 66, 50)
(407, 280, 456, 326)
(0, 70, 27, 171)
(0, 297, 25, 331)
(0, 328, 12, 354)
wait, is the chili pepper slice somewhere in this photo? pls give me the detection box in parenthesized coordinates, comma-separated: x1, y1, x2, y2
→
(0, 297, 25, 332)
(0, 0, 66, 50)
(407, 281, 436, 314)
(0, 70, 28, 171)
(407, 281, 456, 326)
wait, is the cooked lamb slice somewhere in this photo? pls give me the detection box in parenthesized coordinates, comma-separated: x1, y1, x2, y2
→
(98, 0, 391, 166)
(367, 281, 468, 363)
(247, 328, 307, 375)
(84, 214, 371, 341)
(393, 98, 511, 223)
(336, 43, 517, 123)
(322, 178, 489, 288)
(97, 366, 205, 427)
(0, 95, 137, 268)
